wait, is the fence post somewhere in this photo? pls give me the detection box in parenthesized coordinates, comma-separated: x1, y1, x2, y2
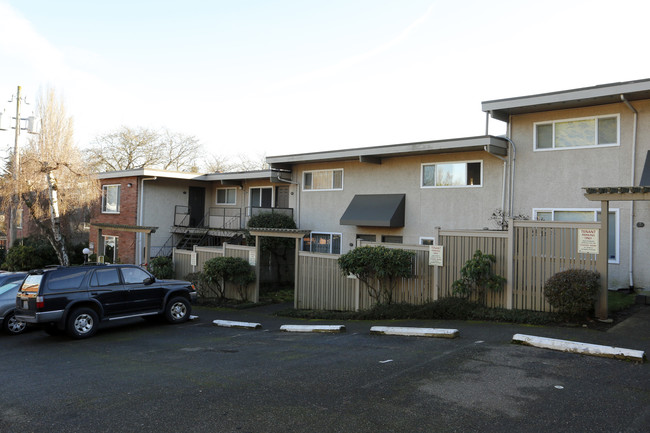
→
(506, 218, 514, 309)
(432, 227, 440, 301)
(595, 200, 609, 319)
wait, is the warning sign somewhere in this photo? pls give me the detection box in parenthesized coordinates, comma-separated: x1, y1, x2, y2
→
(578, 229, 599, 254)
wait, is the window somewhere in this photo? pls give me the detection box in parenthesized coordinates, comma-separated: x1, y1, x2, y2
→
(302, 232, 341, 254)
(91, 268, 121, 287)
(421, 161, 482, 187)
(382, 235, 403, 244)
(216, 188, 236, 205)
(121, 267, 151, 284)
(47, 269, 87, 291)
(102, 184, 121, 213)
(16, 208, 23, 229)
(250, 187, 273, 208)
(103, 235, 118, 263)
(534, 208, 619, 263)
(419, 237, 435, 246)
(535, 115, 619, 150)
(356, 234, 376, 243)
(303, 169, 343, 191)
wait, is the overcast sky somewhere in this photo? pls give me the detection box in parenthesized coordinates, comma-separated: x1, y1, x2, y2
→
(1, 0, 649, 164)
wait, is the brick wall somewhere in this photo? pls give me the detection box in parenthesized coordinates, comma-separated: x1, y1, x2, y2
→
(89, 176, 139, 264)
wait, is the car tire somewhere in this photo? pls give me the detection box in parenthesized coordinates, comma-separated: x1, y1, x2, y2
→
(66, 308, 99, 339)
(164, 297, 191, 324)
(2, 311, 27, 335)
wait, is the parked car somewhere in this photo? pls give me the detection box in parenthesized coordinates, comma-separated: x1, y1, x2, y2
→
(15, 264, 197, 339)
(0, 272, 28, 335)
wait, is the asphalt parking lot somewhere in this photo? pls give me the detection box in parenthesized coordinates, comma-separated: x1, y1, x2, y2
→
(2, 304, 649, 433)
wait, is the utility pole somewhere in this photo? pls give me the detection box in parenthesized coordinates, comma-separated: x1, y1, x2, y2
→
(9, 86, 21, 248)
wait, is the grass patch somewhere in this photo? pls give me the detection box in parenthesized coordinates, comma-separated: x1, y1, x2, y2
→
(608, 290, 636, 313)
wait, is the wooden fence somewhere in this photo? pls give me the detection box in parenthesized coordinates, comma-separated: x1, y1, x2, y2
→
(295, 220, 603, 312)
(173, 244, 257, 302)
(174, 220, 604, 313)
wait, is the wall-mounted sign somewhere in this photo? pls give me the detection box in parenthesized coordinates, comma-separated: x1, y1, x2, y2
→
(190, 252, 197, 266)
(249, 250, 256, 266)
(578, 228, 599, 254)
(429, 245, 444, 266)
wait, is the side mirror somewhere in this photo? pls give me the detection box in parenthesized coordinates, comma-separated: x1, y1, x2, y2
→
(143, 276, 155, 285)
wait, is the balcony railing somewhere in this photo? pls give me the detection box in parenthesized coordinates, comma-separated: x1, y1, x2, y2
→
(173, 206, 294, 231)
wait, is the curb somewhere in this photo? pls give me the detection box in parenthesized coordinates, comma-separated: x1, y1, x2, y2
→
(370, 326, 459, 338)
(512, 333, 646, 362)
(280, 324, 346, 333)
(213, 319, 262, 329)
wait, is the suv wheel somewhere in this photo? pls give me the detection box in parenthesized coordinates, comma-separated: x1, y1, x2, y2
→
(2, 312, 27, 335)
(67, 308, 99, 339)
(165, 297, 191, 324)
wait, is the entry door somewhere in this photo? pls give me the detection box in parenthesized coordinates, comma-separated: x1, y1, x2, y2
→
(188, 187, 205, 227)
(276, 186, 289, 208)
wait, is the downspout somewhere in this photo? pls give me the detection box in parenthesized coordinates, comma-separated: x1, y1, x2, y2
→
(621, 94, 637, 289)
(503, 125, 517, 217)
(138, 177, 157, 265)
(484, 146, 507, 225)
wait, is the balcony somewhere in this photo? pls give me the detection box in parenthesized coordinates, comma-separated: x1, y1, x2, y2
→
(172, 205, 294, 232)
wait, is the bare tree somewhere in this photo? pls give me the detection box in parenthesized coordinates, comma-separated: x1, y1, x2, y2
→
(0, 88, 100, 265)
(86, 126, 202, 172)
(202, 152, 268, 174)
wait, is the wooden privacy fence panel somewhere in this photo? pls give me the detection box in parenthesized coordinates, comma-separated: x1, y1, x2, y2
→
(173, 249, 194, 279)
(296, 252, 358, 311)
(511, 221, 599, 312)
(437, 230, 508, 308)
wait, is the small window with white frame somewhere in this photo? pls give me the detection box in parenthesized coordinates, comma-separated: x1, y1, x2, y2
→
(303, 169, 343, 191)
(533, 208, 619, 263)
(421, 161, 482, 188)
(302, 232, 342, 254)
(216, 188, 237, 205)
(102, 184, 121, 213)
(534, 114, 619, 150)
(419, 237, 435, 246)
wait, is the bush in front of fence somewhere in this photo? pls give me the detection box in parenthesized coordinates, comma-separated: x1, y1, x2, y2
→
(543, 269, 600, 318)
(338, 245, 415, 305)
(149, 256, 174, 279)
(452, 250, 505, 302)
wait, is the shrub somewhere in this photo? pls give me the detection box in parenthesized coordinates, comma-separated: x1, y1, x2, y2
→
(203, 256, 256, 301)
(149, 256, 174, 279)
(543, 269, 600, 318)
(338, 246, 415, 305)
(452, 250, 505, 302)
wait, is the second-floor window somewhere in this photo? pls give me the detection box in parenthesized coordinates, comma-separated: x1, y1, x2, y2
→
(534, 115, 619, 150)
(421, 161, 482, 187)
(102, 184, 121, 213)
(216, 188, 236, 205)
(303, 169, 343, 191)
(250, 187, 272, 208)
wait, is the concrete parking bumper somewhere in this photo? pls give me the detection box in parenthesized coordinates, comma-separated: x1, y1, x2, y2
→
(512, 333, 646, 362)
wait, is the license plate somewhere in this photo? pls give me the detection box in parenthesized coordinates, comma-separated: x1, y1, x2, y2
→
(23, 301, 28, 309)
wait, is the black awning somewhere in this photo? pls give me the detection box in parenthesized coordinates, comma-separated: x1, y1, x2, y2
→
(340, 194, 405, 227)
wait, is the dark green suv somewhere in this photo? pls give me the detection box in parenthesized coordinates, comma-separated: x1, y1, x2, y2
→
(15, 264, 197, 339)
